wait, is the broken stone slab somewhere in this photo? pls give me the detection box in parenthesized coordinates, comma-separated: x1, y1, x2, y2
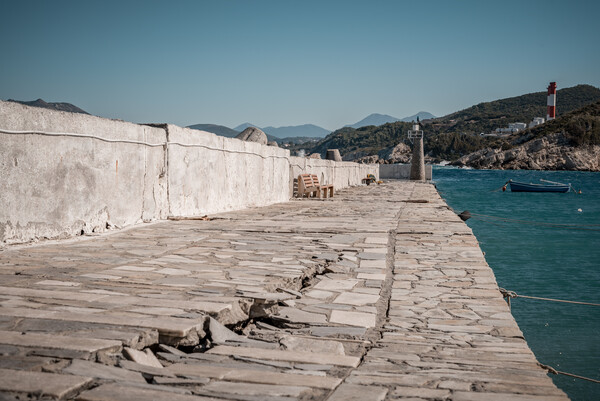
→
(118, 360, 175, 378)
(357, 252, 386, 260)
(364, 237, 388, 244)
(273, 307, 328, 325)
(276, 288, 302, 298)
(0, 307, 206, 343)
(200, 381, 311, 398)
(309, 326, 367, 338)
(391, 386, 452, 399)
(313, 279, 358, 291)
(153, 376, 211, 386)
(76, 382, 212, 401)
(206, 345, 361, 367)
(279, 335, 345, 355)
(63, 359, 146, 383)
(327, 383, 388, 401)
(294, 363, 333, 371)
(231, 356, 293, 369)
(166, 363, 233, 379)
(254, 321, 283, 331)
(356, 273, 386, 280)
(329, 310, 377, 328)
(223, 368, 341, 390)
(156, 352, 182, 363)
(168, 362, 341, 389)
(237, 291, 295, 302)
(35, 280, 81, 287)
(70, 329, 159, 350)
(206, 317, 266, 346)
(359, 260, 386, 268)
(304, 289, 335, 300)
(0, 330, 122, 355)
(0, 367, 92, 400)
(0, 355, 55, 371)
(333, 292, 379, 306)
(451, 391, 568, 401)
(123, 347, 163, 368)
(157, 343, 187, 356)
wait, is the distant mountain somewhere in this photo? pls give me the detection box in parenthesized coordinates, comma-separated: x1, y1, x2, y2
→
(401, 111, 436, 122)
(233, 123, 257, 132)
(347, 113, 400, 129)
(7, 98, 89, 115)
(233, 123, 330, 139)
(346, 112, 436, 129)
(187, 124, 239, 138)
(262, 124, 330, 138)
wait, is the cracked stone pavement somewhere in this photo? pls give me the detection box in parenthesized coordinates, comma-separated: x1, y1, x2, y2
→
(0, 181, 568, 400)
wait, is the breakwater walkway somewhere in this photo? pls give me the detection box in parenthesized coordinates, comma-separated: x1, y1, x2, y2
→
(0, 181, 568, 400)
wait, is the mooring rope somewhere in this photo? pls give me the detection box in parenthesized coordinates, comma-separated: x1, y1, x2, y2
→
(499, 289, 600, 384)
(539, 363, 600, 384)
(499, 288, 600, 307)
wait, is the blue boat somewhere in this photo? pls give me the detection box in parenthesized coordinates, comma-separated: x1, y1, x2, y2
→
(507, 179, 571, 193)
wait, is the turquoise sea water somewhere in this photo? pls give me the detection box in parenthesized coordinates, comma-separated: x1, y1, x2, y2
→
(433, 167, 600, 401)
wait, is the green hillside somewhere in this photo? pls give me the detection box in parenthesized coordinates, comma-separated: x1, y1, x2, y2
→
(309, 122, 413, 156)
(307, 84, 600, 161)
(516, 100, 600, 147)
(432, 84, 600, 135)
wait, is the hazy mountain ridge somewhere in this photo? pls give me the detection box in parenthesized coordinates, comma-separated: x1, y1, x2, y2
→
(346, 112, 436, 129)
(187, 124, 239, 138)
(7, 98, 89, 115)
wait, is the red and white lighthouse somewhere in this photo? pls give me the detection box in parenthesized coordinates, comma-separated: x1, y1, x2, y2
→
(547, 82, 557, 120)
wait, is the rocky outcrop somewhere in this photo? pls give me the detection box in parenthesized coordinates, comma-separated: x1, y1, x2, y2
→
(454, 133, 600, 171)
(378, 143, 411, 163)
(236, 127, 268, 145)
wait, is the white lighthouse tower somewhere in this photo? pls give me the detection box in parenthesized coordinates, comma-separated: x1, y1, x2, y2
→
(408, 118, 425, 181)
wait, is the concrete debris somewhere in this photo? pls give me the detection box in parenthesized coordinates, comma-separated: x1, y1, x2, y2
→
(123, 347, 163, 369)
(207, 316, 255, 345)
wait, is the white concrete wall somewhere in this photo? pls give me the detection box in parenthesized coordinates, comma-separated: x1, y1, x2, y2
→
(166, 124, 290, 216)
(0, 101, 168, 245)
(380, 163, 433, 180)
(0, 101, 378, 245)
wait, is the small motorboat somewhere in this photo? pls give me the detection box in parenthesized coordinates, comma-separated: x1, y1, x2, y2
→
(503, 179, 572, 193)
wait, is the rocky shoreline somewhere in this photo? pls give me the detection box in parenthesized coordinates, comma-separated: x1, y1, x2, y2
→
(351, 132, 600, 172)
(452, 132, 600, 171)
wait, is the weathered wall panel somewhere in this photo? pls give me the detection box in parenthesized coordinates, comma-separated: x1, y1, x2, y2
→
(0, 101, 168, 244)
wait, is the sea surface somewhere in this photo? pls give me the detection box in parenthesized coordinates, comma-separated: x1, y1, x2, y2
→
(433, 167, 600, 401)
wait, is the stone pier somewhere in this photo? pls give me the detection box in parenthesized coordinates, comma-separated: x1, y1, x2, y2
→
(0, 181, 568, 400)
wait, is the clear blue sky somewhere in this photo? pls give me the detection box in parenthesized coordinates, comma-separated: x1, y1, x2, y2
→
(1, 0, 599, 131)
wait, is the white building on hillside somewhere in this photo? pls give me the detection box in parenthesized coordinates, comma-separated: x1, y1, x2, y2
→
(529, 117, 545, 128)
(494, 122, 527, 135)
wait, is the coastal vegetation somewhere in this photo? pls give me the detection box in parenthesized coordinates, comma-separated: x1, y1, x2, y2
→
(303, 84, 600, 168)
(452, 100, 600, 171)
